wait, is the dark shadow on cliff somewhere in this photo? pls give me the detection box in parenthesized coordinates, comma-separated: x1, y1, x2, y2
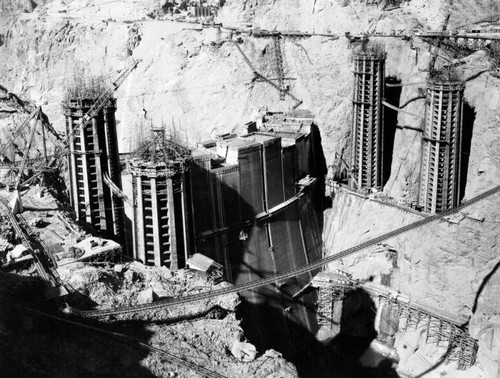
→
(413, 342, 456, 378)
(460, 101, 476, 201)
(239, 287, 400, 378)
(383, 77, 402, 186)
(296, 288, 399, 377)
(471, 258, 500, 316)
(191, 128, 329, 368)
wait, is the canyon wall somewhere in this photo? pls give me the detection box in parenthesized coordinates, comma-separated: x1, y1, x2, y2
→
(1, 0, 500, 376)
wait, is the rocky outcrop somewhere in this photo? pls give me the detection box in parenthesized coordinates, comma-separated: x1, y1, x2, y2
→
(323, 188, 500, 377)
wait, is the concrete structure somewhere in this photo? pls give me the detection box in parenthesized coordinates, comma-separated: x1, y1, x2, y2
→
(127, 127, 191, 269)
(190, 110, 326, 356)
(351, 47, 386, 190)
(63, 83, 122, 240)
(419, 79, 464, 213)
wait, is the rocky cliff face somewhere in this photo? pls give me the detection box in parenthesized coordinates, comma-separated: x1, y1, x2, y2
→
(1, 0, 499, 195)
(324, 188, 500, 377)
(1, 0, 500, 376)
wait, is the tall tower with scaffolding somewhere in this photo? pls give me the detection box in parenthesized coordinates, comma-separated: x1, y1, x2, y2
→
(63, 79, 123, 239)
(351, 46, 386, 190)
(419, 76, 464, 213)
(127, 127, 192, 269)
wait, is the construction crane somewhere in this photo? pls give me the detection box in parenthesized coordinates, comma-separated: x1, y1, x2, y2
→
(3, 59, 141, 212)
(331, 152, 358, 188)
(13, 107, 56, 190)
(63, 59, 141, 150)
(103, 172, 133, 206)
(0, 107, 55, 191)
(0, 104, 61, 161)
(29, 59, 141, 181)
(231, 42, 303, 108)
(273, 35, 286, 100)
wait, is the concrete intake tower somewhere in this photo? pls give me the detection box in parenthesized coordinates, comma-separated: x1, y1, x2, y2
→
(63, 81, 123, 240)
(127, 127, 192, 269)
(419, 78, 464, 213)
(351, 46, 386, 191)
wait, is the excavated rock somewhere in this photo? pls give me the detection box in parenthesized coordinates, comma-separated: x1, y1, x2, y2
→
(231, 340, 257, 362)
(1, 0, 500, 376)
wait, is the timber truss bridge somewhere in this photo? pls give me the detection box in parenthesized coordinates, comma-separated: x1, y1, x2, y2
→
(313, 276, 478, 370)
(415, 32, 500, 66)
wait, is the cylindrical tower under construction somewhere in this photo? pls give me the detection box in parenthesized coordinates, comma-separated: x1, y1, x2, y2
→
(128, 128, 191, 269)
(63, 82, 123, 240)
(351, 47, 386, 191)
(419, 79, 464, 213)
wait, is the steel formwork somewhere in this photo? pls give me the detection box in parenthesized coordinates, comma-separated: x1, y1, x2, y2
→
(351, 48, 386, 190)
(419, 80, 464, 213)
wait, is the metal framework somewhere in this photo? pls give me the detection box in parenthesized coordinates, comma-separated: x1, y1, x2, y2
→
(316, 284, 346, 328)
(351, 47, 386, 190)
(273, 35, 286, 100)
(419, 79, 464, 213)
(381, 296, 478, 370)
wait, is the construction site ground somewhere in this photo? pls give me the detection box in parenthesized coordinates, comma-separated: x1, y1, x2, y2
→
(0, 186, 296, 377)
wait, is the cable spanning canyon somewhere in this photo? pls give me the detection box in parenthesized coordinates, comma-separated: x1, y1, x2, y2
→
(67, 184, 500, 318)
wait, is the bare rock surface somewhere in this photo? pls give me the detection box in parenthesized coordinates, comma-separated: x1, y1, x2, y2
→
(324, 188, 500, 377)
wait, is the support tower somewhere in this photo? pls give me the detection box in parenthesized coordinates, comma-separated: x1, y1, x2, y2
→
(128, 128, 191, 269)
(63, 83, 122, 239)
(419, 79, 464, 213)
(351, 47, 386, 190)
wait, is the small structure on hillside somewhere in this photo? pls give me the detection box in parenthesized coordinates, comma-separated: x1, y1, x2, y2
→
(56, 236, 121, 264)
(186, 253, 223, 281)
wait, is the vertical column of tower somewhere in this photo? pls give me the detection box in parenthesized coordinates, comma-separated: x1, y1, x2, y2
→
(102, 101, 123, 237)
(130, 165, 189, 269)
(92, 116, 106, 231)
(64, 95, 122, 239)
(132, 174, 145, 263)
(180, 171, 190, 266)
(65, 105, 83, 221)
(419, 80, 464, 213)
(129, 129, 191, 270)
(351, 49, 386, 190)
(140, 174, 155, 265)
(150, 176, 162, 266)
(158, 174, 173, 268)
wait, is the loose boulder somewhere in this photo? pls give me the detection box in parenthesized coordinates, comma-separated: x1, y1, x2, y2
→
(231, 340, 257, 362)
(137, 288, 154, 305)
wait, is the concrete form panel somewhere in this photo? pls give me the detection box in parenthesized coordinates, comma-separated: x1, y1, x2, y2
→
(262, 138, 285, 209)
(190, 158, 215, 235)
(238, 146, 264, 218)
(216, 166, 241, 227)
(282, 146, 297, 200)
